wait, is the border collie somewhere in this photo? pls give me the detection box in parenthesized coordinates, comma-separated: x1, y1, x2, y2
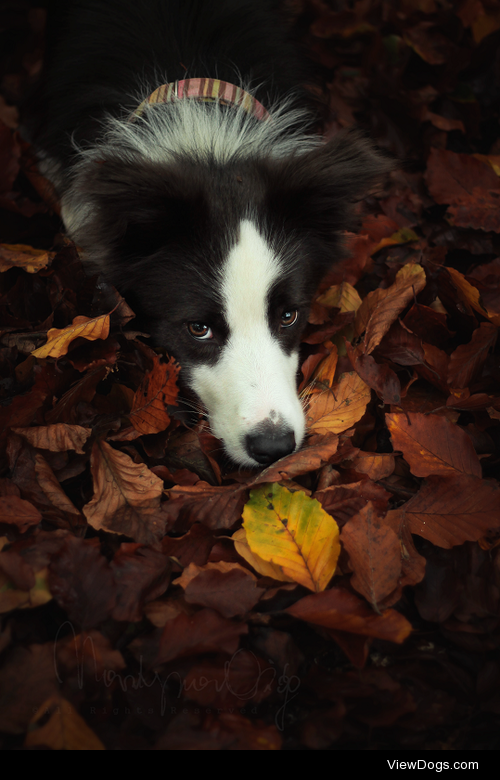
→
(25, 0, 390, 467)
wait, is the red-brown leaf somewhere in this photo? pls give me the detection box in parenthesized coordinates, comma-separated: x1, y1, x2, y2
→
(286, 587, 412, 643)
(386, 412, 482, 477)
(402, 474, 500, 548)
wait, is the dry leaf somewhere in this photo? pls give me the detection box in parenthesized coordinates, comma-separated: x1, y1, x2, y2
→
(386, 412, 482, 477)
(32, 314, 111, 358)
(129, 355, 179, 434)
(83, 440, 166, 543)
(341, 503, 402, 609)
(0, 243, 53, 273)
(306, 371, 371, 434)
(26, 696, 104, 750)
(286, 587, 412, 642)
(242, 483, 340, 592)
(12, 424, 92, 454)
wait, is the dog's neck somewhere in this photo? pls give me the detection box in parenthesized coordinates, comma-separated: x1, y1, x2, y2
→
(132, 78, 270, 121)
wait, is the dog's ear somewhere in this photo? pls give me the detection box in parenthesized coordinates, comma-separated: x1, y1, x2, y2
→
(265, 130, 393, 241)
(69, 156, 208, 262)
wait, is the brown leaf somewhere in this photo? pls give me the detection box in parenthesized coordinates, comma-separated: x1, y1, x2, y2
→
(362, 263, 426, 354)
(173, 561, 264, 617)
(0, 644, 59, 734)
(45, 366, 108, 425)
(350, 452, 395, 481)
(0, 495, 41, 531)
(156, 609, 248, 664)
(26, 695, 105, 750)
(49, 536, 116, 629)
(110, 543, 172, 622)
(286, 587, 412, 643)
(7, 436, 84, 530)
(386, 412, 482, 477)
(402, 474, 500, 548)
(12, 424, 92, 454)
(425, 148, 500, 233)
(306, 372, 371, 434)
(341, 503, 402, 608)
(384, 508, 426, 589)
(315, 480, 391, 525)
(32, 314, 111, 358)
(346, 341, 401, 404)
(0, 243, 53, 273)
(448, 187, 500, 233)
(163, 481, 247, 532)
(404, 23, 453, 64)
(83, 440, 166, 543)
(251, 432, 340, 483)
(447, 322, 497, 389)
(161, 523, 214, 567)
(129, 355, 179, 435)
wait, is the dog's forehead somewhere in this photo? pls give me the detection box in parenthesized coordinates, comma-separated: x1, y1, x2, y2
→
(220, 219, 281, 323)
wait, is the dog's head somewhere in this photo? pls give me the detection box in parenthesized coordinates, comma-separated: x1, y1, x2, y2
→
(61, 130, 390, 466)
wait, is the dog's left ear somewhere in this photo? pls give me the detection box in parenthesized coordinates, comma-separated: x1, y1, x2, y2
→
(266, 130, 393, 241)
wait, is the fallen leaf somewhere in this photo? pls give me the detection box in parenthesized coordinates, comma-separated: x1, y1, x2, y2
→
(12, 424, 92, 454)
(155, 609, 248, 664)
(286, 587, 412, 643)
(386, 412, 482, 477)
(129, 355, 179, 434)
(306, 371, 371, 434)
(362, 263, 427, 354)
(402, 474, 500, 548)
(83, 440, 166, 543)
(26, 695, 105, 750)
(173, 561, 264, 617)
(32, 314, 111, 358)
(341, 503, 402, 609)
(316, 282, 362, 312)
(0, 243, 53, 273)
(350, 452, 395, 481)
(447, 322, 497, 388)
(0, 495, 42, 531)
(232, 527, 296, 582)
(242, 483, 340, 592)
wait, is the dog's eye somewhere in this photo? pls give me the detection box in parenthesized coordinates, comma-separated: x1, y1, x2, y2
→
(280, 309, 298, 328)
(188, 322, 213, 340)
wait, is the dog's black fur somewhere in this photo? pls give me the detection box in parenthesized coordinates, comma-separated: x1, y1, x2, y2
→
(24, 0, 391, 466)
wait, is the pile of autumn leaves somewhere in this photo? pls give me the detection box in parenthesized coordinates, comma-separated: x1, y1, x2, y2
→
(0, 140, 500, 745)
(1, 143, 500, 636)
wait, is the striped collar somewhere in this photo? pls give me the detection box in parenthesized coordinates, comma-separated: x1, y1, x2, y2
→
(132, 78, 270, 121)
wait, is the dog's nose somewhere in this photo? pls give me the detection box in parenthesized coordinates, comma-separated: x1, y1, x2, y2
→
(245, 426, 296, 465)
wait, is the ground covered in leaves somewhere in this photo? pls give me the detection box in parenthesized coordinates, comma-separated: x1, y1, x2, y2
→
(0, 0, 500, 751)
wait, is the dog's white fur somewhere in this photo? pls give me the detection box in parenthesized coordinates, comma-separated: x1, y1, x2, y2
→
(190, 219, 305, 466)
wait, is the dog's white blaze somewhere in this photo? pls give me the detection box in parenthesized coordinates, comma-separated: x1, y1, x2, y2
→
(190, 220, 305, 466)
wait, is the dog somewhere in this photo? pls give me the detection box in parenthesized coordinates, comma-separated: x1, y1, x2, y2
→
(25, 0, 390, 467)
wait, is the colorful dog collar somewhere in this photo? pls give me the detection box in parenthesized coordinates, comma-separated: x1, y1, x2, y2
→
(132, 78, 270, 121)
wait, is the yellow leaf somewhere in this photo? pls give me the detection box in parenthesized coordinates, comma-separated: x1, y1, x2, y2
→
(233, 528, 296, 583)
(26, 695, 105, 750)
(242, 483, 340, 592)
(316, 282, 362, 313)
(371, 227, 419, 254)
(473, 153, 500, 177)
(0, 243, 54, 274)
(32, 314, 110, 358)
(306, 371, 371, 434)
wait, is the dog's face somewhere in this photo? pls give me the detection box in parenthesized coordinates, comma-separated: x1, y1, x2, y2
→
(62, 132, 389, 466)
